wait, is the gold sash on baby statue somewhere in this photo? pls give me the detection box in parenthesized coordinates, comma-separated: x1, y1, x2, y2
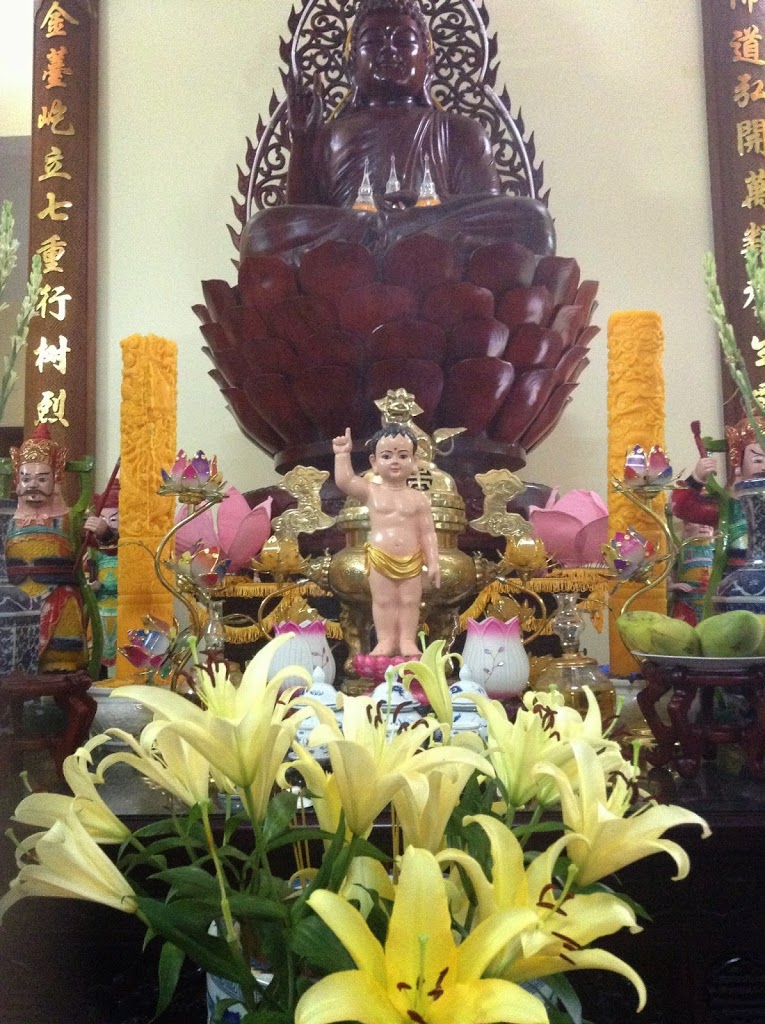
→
(364, 544, 423, 580)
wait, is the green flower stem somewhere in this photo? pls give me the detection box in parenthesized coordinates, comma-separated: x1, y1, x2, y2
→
(518, 803, 544, 850)
(199, 801, 264, 1012)
(200, 801, 236, 939)
(704, 251, 765, 452)
(241, 785, 281, 903)
(0, 196, 42, 424)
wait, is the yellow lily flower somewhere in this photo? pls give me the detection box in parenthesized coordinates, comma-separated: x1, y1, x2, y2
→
(437, 814, 647, 1009)
(295, 845, 547, 1024)
(341, 855, 395, 918)
(309, 695, 494, 837)
(464, 689, 574, 809)
(391, 762, 476, 853)
(116, 635, 312, 818)
(465, 687, 628, 810)
(399, 641, 459, 729)
(0, 810, 138, 922)
(11, 744, 129, 844)
(278, 741, 344, 838)
(97, 720, 214, 809)
(535, 740, 711, 886)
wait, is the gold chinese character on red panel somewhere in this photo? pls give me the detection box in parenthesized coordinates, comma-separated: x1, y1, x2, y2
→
(34, 335, 70, 375)
(43, 45, 72, 89)
(36, 284, 71, 321)
(37, 192, 72, 222)
(37, 98, 74, 136)
(36, 389, 69, 427)
(741, 221, 765, 253)
(734, 73, 765, 107)
(731, 26, 765, 65)
(731, 0, 761, 14)
(39, 2, 79, 38)
(38, 146, 71, 182)
(742, 168, 765, 208)
(36, 234, 67, 274)
(737, 117, 765, 153)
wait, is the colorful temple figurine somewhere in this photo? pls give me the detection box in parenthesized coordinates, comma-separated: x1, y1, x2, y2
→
(333, 423, 440, 657)
(670, 415, 765, 608)
(668, 519, 715, 626)
(241, 0, 554, 260)
(84, 478, 119, 677)
(6, 425, 87, 673)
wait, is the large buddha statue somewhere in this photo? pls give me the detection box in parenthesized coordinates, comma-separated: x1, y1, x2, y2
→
(240, 0, 555, 261)
(198, 0, 597, 478)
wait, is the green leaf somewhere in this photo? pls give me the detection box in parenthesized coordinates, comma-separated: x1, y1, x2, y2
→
(240, 1011, 291, 1024)
(215, 843, 251, 863)
(227, 892, 289, 922)
(152, 941, 185, 1021)
(289, 913, 355, 975)
(511, 819, 566, 839)
(363, 895, 391, 947)
(136, 896, 249, 986)
(262, 790, 299, 847)
(150, 865, 219, 894)
(292, 812, 347, 917)
(264, 825, 332, 853)
(531, 973, 583, 1024)
(223, 810, 251, 846)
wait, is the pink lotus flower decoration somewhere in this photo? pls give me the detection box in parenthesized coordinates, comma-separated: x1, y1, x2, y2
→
(160, 449, 224, 498)
(120, 615, 174, 671)
(175, 488, 272, 573)
(177, 544, 230, 592)
(623, 444, 672, 489)
(602, 528, 657, 580)
(528, 488, 609, 567)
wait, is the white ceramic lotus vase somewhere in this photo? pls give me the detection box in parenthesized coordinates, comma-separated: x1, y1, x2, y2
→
(461, 617, 529, 698)
(274, 620, 336, 687)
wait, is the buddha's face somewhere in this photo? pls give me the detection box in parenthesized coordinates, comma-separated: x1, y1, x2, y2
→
(370, 433, 416, 483)
(351, 12, 429, 103)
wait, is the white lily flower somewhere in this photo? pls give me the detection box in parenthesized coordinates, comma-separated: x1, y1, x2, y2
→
(0, 811, 138, 922)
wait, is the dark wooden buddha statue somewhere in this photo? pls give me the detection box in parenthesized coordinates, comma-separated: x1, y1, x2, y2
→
(198, 0, 597, 482)
(240, 0, 555, 261)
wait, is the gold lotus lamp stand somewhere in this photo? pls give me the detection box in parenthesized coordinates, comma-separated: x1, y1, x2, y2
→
(606, 445, 679, 621)
(119, 451, 229, 692)
(211, 465, 339, 647)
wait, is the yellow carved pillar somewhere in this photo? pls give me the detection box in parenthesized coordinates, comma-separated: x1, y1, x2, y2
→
(607, 312, 667, 675)
(115, 335, 177, 681)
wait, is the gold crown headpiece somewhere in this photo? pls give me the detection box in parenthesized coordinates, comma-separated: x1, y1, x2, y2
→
(10, 424, 68, 482)
(724, 414, 765, 469)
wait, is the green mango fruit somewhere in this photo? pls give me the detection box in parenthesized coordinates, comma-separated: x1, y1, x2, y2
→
(616, 610, 701, 656)
(757, 617, 765, 655)
(695, 610, 764, 658)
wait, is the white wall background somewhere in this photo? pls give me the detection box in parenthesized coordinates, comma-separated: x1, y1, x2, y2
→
(3, 0, 721, 661)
